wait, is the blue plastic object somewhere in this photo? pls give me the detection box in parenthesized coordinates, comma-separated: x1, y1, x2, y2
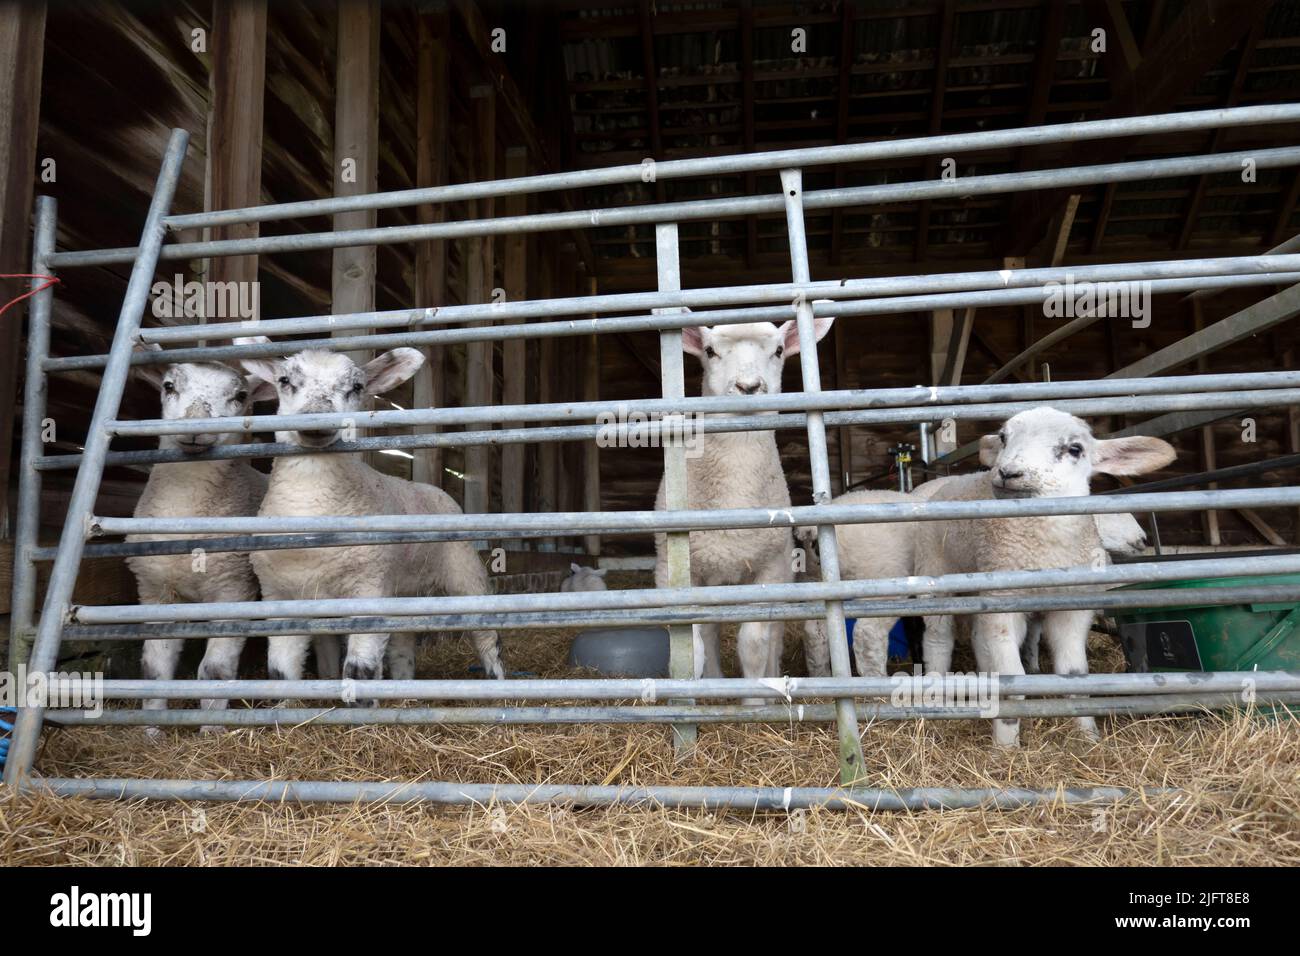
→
(0, 707, 15, 773)
(843, 618, 909, 659)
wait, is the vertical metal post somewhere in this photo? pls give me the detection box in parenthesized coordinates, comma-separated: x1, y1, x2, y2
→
(7, 196, 57, 671)
(5, 129, 190, 787)
(779, 168, 868, 786)
(655, 222, 696, 755)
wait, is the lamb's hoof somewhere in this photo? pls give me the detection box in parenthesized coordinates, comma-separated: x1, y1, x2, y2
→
(142, 725, 165, 743)
(992, 719, 1021, 748)
(199, 724, 227, 737)
(1076, 718, 1101, 744)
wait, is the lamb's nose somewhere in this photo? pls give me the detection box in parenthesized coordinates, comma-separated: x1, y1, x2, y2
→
(998, 467, 1023, 482)
(736, 380, 763, 395)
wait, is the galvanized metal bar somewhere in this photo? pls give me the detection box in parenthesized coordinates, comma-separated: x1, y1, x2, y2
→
(44, 268, 1300, 374)
(48, 671, 1300, 701)
(124, 252, 1300, 344)
(654, 222, 697, 754)
(781, 167, 866, 786)
(7, 196, 58, 670)
(65, 550, 1300, 625)
(47, 145, 1300, 268)
(45, 692, 1300, 726)
(161, 104, 1300, 230)
(3, 128, 190, 788)
(36, 777, 1174, 810)
(55, 583, 1300, 641)
(93, 485, 1300, 537)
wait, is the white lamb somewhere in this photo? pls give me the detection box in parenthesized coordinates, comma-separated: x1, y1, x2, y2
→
(238, 345, 505, 685)
(561, 563, 608, 592)
(654, 317, 834, 681)
(914, 407, 1175, 746)
(126, 345, 274, 731)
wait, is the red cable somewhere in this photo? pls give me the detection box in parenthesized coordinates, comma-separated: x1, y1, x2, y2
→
(0, 273, 61, 319)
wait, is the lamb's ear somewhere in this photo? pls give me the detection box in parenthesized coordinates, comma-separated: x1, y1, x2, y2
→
(363, 347, 424, 394)
(1092, 436, 1177, 476)
(245, 374, 277, 404)
(570, 562, 582, 574)
(978, 433, 1002, 468)
(778, 316, 834, 356)
(132, 341, 167, 389)
(234, 336, 282, 389)
(680, 325, 707, 356)
(593, 568, 607, 577)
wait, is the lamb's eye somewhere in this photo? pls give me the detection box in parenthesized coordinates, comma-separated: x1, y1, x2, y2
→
(350, 382, 364, 395)
(998, 430, 1006, 444)
(774, 346, 783, 358)
(1067, 443, 1084, 459)
(704, 346, 718, 360)
(162, 381, 176, 394)
(234, 390, 247, 404)
(277, 376, 291, 388)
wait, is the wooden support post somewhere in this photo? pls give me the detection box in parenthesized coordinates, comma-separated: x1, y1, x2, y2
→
(500, 147, 528, 518)
(0, 0, 47, 538)
(412, 3, 451, 488)
(537, 243, 559, 551)
(332, 0, 380, 369)
(464, 85, 496, 519)
(583, 277, 601, 557)
(833, 320, 852, 493)
(1192, 301, 1221, 545)
(206, 0, 267, 315)
(1286, 348, 1300, 545)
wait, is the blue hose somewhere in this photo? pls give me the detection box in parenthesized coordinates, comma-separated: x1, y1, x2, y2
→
(0, 707, 15, 773)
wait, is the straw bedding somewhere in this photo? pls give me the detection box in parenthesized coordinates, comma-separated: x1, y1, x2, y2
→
(2, 573, 1297, 866)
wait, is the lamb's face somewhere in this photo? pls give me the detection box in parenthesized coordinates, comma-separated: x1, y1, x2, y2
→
(980, 406, 1176, 499)
(153, 362, 263, 454)
(681, 317, 833, 398)
(241, 347, 424, 449)
(562, 564, 608, 592)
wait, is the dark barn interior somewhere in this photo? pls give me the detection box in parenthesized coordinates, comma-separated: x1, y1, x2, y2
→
(2, 0, 1300, 629)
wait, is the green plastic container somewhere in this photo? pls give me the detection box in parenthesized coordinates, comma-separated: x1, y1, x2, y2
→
(1111, 573, 1300, 716)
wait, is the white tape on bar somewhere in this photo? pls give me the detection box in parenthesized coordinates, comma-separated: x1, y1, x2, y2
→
(760, 677, 793, 702)
(640, 679, 657, 704)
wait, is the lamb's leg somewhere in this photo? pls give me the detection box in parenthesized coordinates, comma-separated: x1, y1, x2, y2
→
(313, 635, 341, 678)
(1021, 615, 1042, 673)
(972, 612, 1027, 748)
(764, 621, 785, 676)
(385, 633, 417, 680)
(141, 638, 183, 738)
(1043, 609, 1099, 742)
(802, 618, 831, 676)
(431, 541, 505, 679)
(266, 635, 312, 683)
(921, 614, 955, 674)
(851, 617, 891, 678)
(343, 632, 388, 683)
(694, 621, 722, 678)
(195, 637, 245, 735)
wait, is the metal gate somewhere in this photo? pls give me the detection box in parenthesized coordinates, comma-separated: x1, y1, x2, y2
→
(6, 105, 1300, 809)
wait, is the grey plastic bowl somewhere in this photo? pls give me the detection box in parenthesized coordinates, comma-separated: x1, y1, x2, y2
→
(568, 626, 671, 678)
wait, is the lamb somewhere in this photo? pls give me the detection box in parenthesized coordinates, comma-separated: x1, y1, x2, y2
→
(238, 344, 505, 685)
(561, 563, 608, 592)
(126, 345, 274, 732)
(913, 407, 1175, 746)
(654, 317, 834, 681)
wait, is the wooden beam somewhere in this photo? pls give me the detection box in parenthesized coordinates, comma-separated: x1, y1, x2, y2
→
(1238, 509, 1287, 547)
(1084, 0, 1141, 77)
(411, 4, 451, 488)
(1192, 301, 1221, 545)
(830, 0, 860, 265)
(1270, 168, 1300, 247)
(1287, 347, 1300, 544)
(1089, 182, 1117, 254)
(1176, 22, 1263, 250)
(1003, 0, 1270, 256)
(1045, 193, 1080, 266)
(332, 0, 380, 369)
(537, 243, 559, 550)
(740, 0, 757, 268)
(205, 0, 267, 314)
(500, 147, 528, 517)
(639, 0, 664, 204)
(583, 277, 601, 556)
(0, 0, 47, 537)
(912, 0, 955, 264)
(464, 85, 496, 519)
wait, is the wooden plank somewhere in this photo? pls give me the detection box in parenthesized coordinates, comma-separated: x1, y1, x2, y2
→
(1286, 347, 1300, 545)
(0, 0, 47, 538)
(1238, 509, 1287, 547)
(500, 147, 528, 516)
(332, 0, 380, 368)
(205, 0, 267, 311)
(583, 277, 601, 556)
(411, 3, 451, 488)
(1192, 301, 1221, 545)
(537, 243, 559, 551)
(464, 85, 496, 519)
